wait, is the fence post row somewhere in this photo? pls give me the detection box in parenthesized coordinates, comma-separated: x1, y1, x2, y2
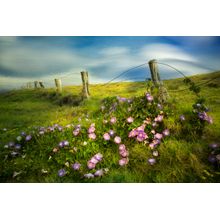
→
(54, 79, 62, 93)
(81, 71, 90, 99)
(39, 81, 45, 88)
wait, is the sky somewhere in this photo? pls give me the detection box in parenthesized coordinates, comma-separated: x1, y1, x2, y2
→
(0, 36, 220, 90)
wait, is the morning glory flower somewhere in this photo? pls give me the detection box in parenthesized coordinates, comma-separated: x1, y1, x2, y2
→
(110, 117, 117, 124)
(15, 144, 21, 150)
(94, 169, 104, 177)
(109, 130, 115, 136)
(209, 143, 219, 149)
(63, 140, 69, 146)
(84, 173, 94, 178)
(154, 133, 163, 140)
(103, 133, 111, 140)
(88, 126, 96, 133)
(148, 158, 156, 165)
(25, 135, 32, 141)
(119, 158, 129, 166)
(119, 144, 126, 151)
(94, 153, 103, 161)
(72, 163, 81, 170)
(114, 136, 121, 144)
(58, 142, 64, 148)
(127, 117, 134, 123)
(20, 131, 26, 136)
(163, 129, 170, 136)
(87, 161, 96, 169)
(120, 150, 129, 158)
(128, 129, 138, 138)
(155, 115, 163, 122)
(88, 133, 96, 140)
(180, 115, 185, 121)
(137, 131, 148, 142)
(58, 169, 66, 177)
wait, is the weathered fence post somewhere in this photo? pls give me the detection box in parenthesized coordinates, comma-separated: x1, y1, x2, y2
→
(39, 81, 45, 88)
(148, 59, 169, 102)
(81, 71, 90, 99)
(54, 78, 62, 93)
(148, 59, 161, 87)
(34, 81, 39, 89)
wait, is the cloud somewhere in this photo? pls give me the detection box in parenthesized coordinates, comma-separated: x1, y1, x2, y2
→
(0, 37, 220, 90)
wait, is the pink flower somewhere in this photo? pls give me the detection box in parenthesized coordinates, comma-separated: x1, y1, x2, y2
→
(119, 158, 129, 166)
(72, 163, 81, 170)
(148, 158, 156, 165)
(73, 129, 80, 136)
(88, 126, 95, 133)
(128, 129, 138, 138)
(119, 144, 126, 151)
(120, 150, 129, 158)
(154, 133, 163, 140)
(103, 133, 110, 140)
(127, 117, 134, 123)
(163, 129, 170, 136)
(149, 143, 155, 149)
(114, 136, 121, 144)
(155, 115, 163, 122)
(110, 117, 117, 124)
(90, 157, 99, 164)
(88, 133, 96, 140)
(87, 161, 96, 169)
(137, 124, 146, 131)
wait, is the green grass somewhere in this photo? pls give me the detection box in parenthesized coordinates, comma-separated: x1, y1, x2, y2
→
(0, 72, 220, 183)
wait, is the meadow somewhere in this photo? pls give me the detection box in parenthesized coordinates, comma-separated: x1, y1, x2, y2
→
(0, 72, 220, 183)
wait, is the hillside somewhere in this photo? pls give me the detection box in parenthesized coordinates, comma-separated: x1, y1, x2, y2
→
(0, 72, 220, 182)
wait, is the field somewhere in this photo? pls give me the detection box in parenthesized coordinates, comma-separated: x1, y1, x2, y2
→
(0, 72, 220, 183)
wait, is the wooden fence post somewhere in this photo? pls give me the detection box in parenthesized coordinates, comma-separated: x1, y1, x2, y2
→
(54, 79, 62, 93)
(39, 81, 45, 88)
(148, 59, 161, 87)
(81, 71, 90, 99)
(148, 59, 169, 102)
(34, 81, 39, 89)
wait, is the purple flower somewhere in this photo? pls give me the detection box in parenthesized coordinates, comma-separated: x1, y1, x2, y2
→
(128, 129, 138, 138)
(163, 129, 170, 136)
(180, 115, 185, 121)
(149, 143, 155, 149)
(109, 130, 115, 136)
(114, 136, 121, 144)
(57, 126, 63, 132)
(25, 135, 32, 141)
(71, 163, 81, 170)
(209, 143, 219, 149)
(119, 158, 129, 166)
(90, 157, 99, 164)
(84, 173, 94, 178)
(110, 117, 117, 124)
(58, 141, 64, 148)
(154, 133, 163, 140)
(208, 155, 217, 164)
(21, 132, 26, 136)
(127, 117, 134, 123)
(15, 144, 21, 150)
(136, 131, 148, 142)
(94, 169, 104, 177)
(94, 153, 103, 161)
(148, 158, 156, 165)
(58, 169, 66, 177)
(103, 133, 111, 140)
(63, 140, 69, 146)
(73, 129, 80, 136)
(207, 116, 213, 124)
(88, 133, 96, 140)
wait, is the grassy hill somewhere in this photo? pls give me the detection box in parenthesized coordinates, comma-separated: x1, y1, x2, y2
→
(0, 72, 220, 182)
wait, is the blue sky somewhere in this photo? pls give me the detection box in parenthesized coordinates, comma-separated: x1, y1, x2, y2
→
(0, 36, 220, 89)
